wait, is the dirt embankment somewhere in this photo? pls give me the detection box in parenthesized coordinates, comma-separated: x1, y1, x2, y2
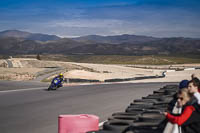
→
(0, 58, 199, 82)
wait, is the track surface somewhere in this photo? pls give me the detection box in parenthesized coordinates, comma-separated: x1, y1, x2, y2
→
(0, 81, 177, 133)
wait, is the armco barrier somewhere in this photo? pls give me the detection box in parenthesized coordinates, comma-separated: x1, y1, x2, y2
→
(184, 68, 195, 71)
(58, 114, 99, 133)
(65, 78, 100, 83)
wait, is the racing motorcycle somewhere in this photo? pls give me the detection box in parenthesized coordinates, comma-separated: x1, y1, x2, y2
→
(48, 77, 63, 91)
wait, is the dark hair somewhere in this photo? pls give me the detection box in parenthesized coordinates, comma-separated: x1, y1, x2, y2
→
(188, 77, 200, 89)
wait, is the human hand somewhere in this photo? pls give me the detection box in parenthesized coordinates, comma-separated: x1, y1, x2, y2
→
(160, 111, 168, 116)
(163, 112, 168, 116)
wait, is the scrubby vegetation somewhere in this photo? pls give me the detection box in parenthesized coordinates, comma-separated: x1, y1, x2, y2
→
(25, 54, 200, 65)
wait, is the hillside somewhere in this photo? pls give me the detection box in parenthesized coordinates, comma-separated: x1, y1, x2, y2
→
(72, 34, 159, 44)
(0, 30, 200, 56)
(0, 37, 86, 55)
(0, 30, 60, 41)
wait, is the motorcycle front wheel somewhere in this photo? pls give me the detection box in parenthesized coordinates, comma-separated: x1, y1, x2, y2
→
(48, 84, 57, 91)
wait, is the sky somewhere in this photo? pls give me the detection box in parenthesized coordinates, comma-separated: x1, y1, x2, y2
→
(0, 0, 200, 38)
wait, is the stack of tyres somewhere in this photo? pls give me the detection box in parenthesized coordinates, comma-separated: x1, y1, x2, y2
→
(138, 112, 165, 123)
(121, 109, 167, 133)
(103, 112, 140, 132)
(121, 122, 165, 133)
(112, 112, 140, 116)
(133, 99, 158, 103)
(103, 121, 131, 132)
(108, 115, 138, 123)
(87, 85, 178, 133)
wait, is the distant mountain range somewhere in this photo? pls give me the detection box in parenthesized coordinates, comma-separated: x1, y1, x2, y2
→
(72, 34, 159, 44)
(0, 30, 200, 56)
(0, 30, 60, 42)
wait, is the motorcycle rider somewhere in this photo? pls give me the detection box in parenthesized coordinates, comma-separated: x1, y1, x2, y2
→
(48, 73, 64, 91)
(52, 73, 64, 87)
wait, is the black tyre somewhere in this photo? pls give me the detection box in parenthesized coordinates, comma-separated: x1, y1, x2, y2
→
(158, 97, 173, 102)
(103, 121, 130, 132)
(112, 112, 138, 116)
(133, 99, 157, 103)
(128, 104, 153, 109)
(87, 129, 118, 133)
(122, 125, 161, 133)
(131, 121, 161, 129)
(125, 107, 144, 114)
(153, 90, 165, 94)
(163, 85, 178, 90)
(141, 109, 165, 113)
(164, 90, 177, 95)
(142, 95, 161, 99)
(48, 84, 56, 91)
(138, 113, 165, 122)
(108, 115, 138, 122)
(47, 87, 51, 91)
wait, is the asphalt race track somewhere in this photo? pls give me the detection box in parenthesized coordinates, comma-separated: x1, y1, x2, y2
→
(0, 81, 177, 133)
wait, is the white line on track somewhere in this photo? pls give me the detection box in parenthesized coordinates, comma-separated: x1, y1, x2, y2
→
(0, 82, 124, 93)
(99, 120, 107, 127)
(0, 87, 46, 93)
(1, 86, 108, 129)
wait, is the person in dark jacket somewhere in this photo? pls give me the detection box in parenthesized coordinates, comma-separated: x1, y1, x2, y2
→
(164, 88, 200, 133)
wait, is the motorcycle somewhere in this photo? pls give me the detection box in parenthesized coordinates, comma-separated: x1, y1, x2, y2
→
(48, 77, 63, 91)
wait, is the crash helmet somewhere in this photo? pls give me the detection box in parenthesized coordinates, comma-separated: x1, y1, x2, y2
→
(59, 73, 63, 77)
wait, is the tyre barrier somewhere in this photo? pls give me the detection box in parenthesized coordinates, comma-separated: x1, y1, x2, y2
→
(107, 116, 138, 126)
(121, 121, 166, 133)
(109, 115, 138, 121)
(130, 101, 154, 105)
(138, 112, 165, 122)
(104, 75, 164, 83)
(103, 121, 131, 132)
(125, 108, 145, 113)
(87, 129, 119, 133)
(142, 94, 163, 99)
(87, 85, 179, 133)
(112, 112, 139, 116)
(133, 99, 158, 103)
(129, 102, 154, 107)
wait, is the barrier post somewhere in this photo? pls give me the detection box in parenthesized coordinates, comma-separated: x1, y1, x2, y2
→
(58, 114, 99, 133)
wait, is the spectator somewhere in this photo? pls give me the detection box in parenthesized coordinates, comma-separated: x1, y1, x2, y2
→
(168, 79, 189, 111)
(188, 78, 200, 104)
(163, 88, 200, 133)
(188, 77, 200, 92)
(191, 73, 197, 80)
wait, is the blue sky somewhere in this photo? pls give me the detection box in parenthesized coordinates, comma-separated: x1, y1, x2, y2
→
(0, 0, 200, 38)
